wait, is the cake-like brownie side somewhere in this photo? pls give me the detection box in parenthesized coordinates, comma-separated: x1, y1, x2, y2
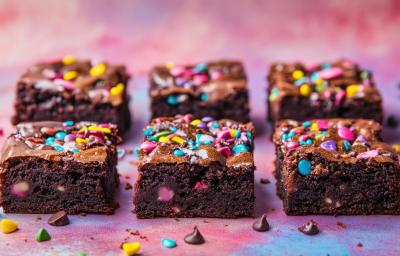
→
(267, 59, 383, 123)
(12, 56, 131, 135)
(0, 121, 121, 214)
(273, 119, 400, 215)
(150, 60, 250, 122)
(134, 115, 255, 218)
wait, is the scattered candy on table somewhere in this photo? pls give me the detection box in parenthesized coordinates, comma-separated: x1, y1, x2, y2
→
(184, 226, 206, 245)
(252, 214, 270, 232)
(161, 238, 177, 248)
(1, 218, 18, 234)
(122, 242, 141, 256)
(35, 228, 51, 242)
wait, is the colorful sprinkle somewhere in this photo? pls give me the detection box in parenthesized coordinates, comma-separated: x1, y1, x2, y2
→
(90, 63, 107, 77)
(162, 238, 177, 248)
(338, 127, 355, 141)
(1, 219, 18, 234)
(320, 140, 337, 151)
(298, 159, 312, 176)
(357, 149, 379, 159)
(173, 149, 185, 157)
(318, 67, 343, 79)
(122, 242, 141, 256)
(343, 140, 351, 152)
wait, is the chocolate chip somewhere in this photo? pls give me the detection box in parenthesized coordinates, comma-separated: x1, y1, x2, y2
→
(252, 214, 270, 232)
(124, 183, 133, 190)
(387, 115, 398, 128)
(260, 178, 271, 184)
(184, 226, 205, 245)
(298, 220, 319, 235)
(48, 210, 70, 226)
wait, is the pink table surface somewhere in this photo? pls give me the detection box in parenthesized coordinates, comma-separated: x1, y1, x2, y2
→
(0, 1, 399, 255)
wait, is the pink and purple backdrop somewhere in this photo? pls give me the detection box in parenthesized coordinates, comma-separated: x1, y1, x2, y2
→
(0, 0, 399, 255)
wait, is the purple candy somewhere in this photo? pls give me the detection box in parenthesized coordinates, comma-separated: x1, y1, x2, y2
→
(357, 149, 379, 159)
(196, 122, 208, 129)
(320, 140, 337, 151)
(201, 116, 214, 123)
(64, 134, 77, 142)
(356, 135, 368, 143)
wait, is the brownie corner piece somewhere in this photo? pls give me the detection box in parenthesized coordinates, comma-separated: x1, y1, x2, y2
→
(134, 114, 255, 218)
(149, 60, 250, 122)
(0, 121, 120, 214)
(12, 57, 131, 135)
(267, 59, 383, 123)
(273, 118, 400, 215)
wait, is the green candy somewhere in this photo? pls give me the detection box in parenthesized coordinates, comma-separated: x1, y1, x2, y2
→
(36, 228, 51, 242)
(150, 130, 172, 141)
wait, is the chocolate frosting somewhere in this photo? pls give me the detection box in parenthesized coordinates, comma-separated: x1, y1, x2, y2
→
(268, 59, 382, 106)
(0, 121, 120, 166)
(137, 115, 255, 169)
(273, 119, 399, 164)
(19, 58, 129, 106)
(150, 60, 247, 102)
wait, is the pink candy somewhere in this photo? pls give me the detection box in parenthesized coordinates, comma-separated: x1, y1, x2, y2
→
(170, 66, 186, 77)
(193, 74, 209, 86)
(54, 79, 75, 90)
(182, 114, 194, 123)
(217, 130, 231, 140)
(335, 89, 346, 106)
(218, 146, 232, 158)
(338, 127, 355, 141)
(140, 141, 157, 153)
(299, 135, 310, 142)
(318, 67, 343, 79)
(287, 141, 299, 150)
(158, 186, 174, 202)
(211, 71, 223, 80)
(316, 120, 329, 130)
(194, 182, 208, 190)
(357, 149, 379, 159)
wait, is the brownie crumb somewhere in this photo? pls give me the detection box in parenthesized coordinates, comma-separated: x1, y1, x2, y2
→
(203, 220, 211, 223)
(387, 115, 398, 128)
(357, 242, 363, 247)
(124, 183, 133, 190)
(336, 221, 347, 229)
(130, 230, 140, 236)
(298, 220, 319, 235)
(80, 212, 87, 217)
(260, 178, 271, 184)
(174, 218, 180, 222)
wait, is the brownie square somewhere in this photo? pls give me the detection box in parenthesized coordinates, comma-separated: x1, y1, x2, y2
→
(267, 59, 383, 123)
(134, 114, 255, 218)
(12, 56, 131, 135)
(273, 118, 400, 215)
(150, 60, 250, 122)
(0, 121, 121, 214)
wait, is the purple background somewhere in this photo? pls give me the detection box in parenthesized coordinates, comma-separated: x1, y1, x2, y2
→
(0, 0, 399, 255)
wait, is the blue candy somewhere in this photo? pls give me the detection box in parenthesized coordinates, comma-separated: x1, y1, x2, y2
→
(232, 144, 249, 154)
(288, 131, 295, 139)
(192, 63, 207, 73)
(55, 132, 67, 140)
(197, 134, 214, 144)
(143, 127, 153, 136)
(167, 95, 179, 105)
(298, 159, 312, 176)
(162, 238, 177, 248)
(200, 93, 208, 101)
(173, 149, 185, 157)
(71, 148, 80, 153)
(305, 139, 313, 145)
(212, 122, 220, 128)
(63, 120, 74, 127)
(343, 140, 351, 152)
(303, 121, 311, 128)
(281, 133, 288, 141)
(45, 137, 55, 146)
(53, 145, 64, 152)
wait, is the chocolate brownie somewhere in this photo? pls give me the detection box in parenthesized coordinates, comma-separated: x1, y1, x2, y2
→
(134, 114, 255, 218)
(12, 56, 131, 135)
(267, 59, 383, 123)
(150, 60, 250, 122)
(0, 121, 121, 214)
(273, 118, 400, 215)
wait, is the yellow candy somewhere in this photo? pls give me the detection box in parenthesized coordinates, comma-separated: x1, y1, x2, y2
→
(1, 219, 18, 234)
(76, 138, 89, 143)
(90, 63, 107, 77)
(166, 62, 175, 70)
(159, 136, 170, 143)
(346, 84, 360, 98)
(110, 83, 125, 96)
(87, 125, 111, 134)
(229, 129, 237, 137)
(171, 136, 185, 145)
(63, 71, 78, 81)
(62, 55, 76, 65)
(292, 70, 304, 80)
(122, 242, 141, 256)
(393, 144, 400, 153)
(190, 119, 201, 126)
(311, 123, 318, 131)
(299, 84, 312, 96)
